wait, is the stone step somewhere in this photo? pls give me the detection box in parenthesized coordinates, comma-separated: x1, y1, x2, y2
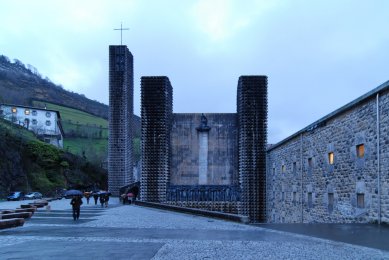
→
(1, 212, 33, 219)
(0, 218, 25, 229)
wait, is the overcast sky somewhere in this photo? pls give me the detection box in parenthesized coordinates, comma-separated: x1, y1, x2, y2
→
(1, 0, 388, 144)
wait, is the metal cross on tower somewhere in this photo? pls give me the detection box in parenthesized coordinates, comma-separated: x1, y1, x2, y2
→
(114, 22, 129, 45)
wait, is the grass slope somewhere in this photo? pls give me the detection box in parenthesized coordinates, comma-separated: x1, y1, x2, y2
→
(0, 118, 107, 196)
(32, 101, 108, 161)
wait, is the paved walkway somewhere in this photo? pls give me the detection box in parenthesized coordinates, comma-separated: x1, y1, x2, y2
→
(0, 199, 388, 259)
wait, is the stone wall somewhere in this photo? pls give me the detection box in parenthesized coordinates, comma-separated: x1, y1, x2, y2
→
(170, 113, 238, 186)
(267, 82, 389, 224)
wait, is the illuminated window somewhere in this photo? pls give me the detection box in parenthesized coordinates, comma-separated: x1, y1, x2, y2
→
(24, 109, 30, 115)
(357, 193, 364, 208)
(328, 152, 334, 165)
(12, 107, 17, 113)
(356, 144, 364, 158)
(281, 164, 286, 173)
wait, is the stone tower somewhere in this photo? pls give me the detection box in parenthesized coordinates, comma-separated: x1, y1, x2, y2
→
(237, 76, 268, 223)
(140, 76, 173, 202)
(108, 45, 134, 195)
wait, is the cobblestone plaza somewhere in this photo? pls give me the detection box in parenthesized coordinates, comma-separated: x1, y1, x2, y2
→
(0, 199, 388, 259)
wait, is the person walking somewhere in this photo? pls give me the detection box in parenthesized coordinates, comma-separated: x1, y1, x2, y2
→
(104, 194, 109, 208)
(70, 196, 83, 220)
(99, 195, 105, 208)
(84, 192, 91, 204)
(93, 193, 99, 205)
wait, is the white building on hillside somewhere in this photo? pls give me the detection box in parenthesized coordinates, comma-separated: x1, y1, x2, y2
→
(0, 104, 64, 148)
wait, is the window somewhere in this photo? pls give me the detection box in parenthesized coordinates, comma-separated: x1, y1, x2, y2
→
(32, 110, 37, 116)
(293, 192, 297, 203)
(45, 120, 51, 126)
(357, 193, 364, 208)
(328, 152, 334, 165)
(328, 193, 334, 212)
(32, 119, 37, 125)
(44, 138, 50, 143)
(356, 144, 365, 158)
(282, 192, 285, 201)
(308, 192, 313, 208)
(293, 162, 297, 173)
(272, 167, 275, 175)
(308, 157, 313, 169)
(46, 111, 51, 118)
(281, 164, 286, 173)
(12, 107, 17, 113)
(0, 109, 3, 115)
(24, 109, 30, 115)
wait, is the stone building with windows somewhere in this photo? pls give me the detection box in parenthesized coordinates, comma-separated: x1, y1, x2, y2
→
(267, 80, 389, 224)
(0, 103, 64, 148)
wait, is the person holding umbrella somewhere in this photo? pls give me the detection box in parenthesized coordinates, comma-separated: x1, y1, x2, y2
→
(65, 190, 84, 221)
(93, 192, 99, 205)
(70, 195, 83, 220)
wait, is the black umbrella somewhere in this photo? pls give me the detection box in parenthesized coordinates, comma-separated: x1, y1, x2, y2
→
(64, 189, 83, 197)
(98, 191, 112, 196)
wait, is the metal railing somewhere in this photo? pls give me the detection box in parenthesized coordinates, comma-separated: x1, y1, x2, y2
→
(167, 185, 240, 202)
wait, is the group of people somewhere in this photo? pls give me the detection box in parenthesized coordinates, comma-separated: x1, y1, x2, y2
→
(121, 186, 139, 205)
(70, 191, 111, 220)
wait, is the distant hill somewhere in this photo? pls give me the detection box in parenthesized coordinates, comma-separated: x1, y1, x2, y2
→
(0, 54, 142, 133)
(0, 54, 141, 145)
(0, 55, 109, 119)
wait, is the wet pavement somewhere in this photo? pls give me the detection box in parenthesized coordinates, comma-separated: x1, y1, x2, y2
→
(258, 223, 389, 252)
(0, 199, 388, 259)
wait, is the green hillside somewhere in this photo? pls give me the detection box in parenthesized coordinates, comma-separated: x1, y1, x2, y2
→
(32, 101, 108, 163)
(31, 101, 140, 163)
(0, 118, 107, 197)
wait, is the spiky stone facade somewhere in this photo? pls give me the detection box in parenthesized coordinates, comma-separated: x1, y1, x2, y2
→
(138, 76, 268, 222)
(108, 45, 133, 196)
(140, 76, 173, 202)
(237, 76, 268, 223)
